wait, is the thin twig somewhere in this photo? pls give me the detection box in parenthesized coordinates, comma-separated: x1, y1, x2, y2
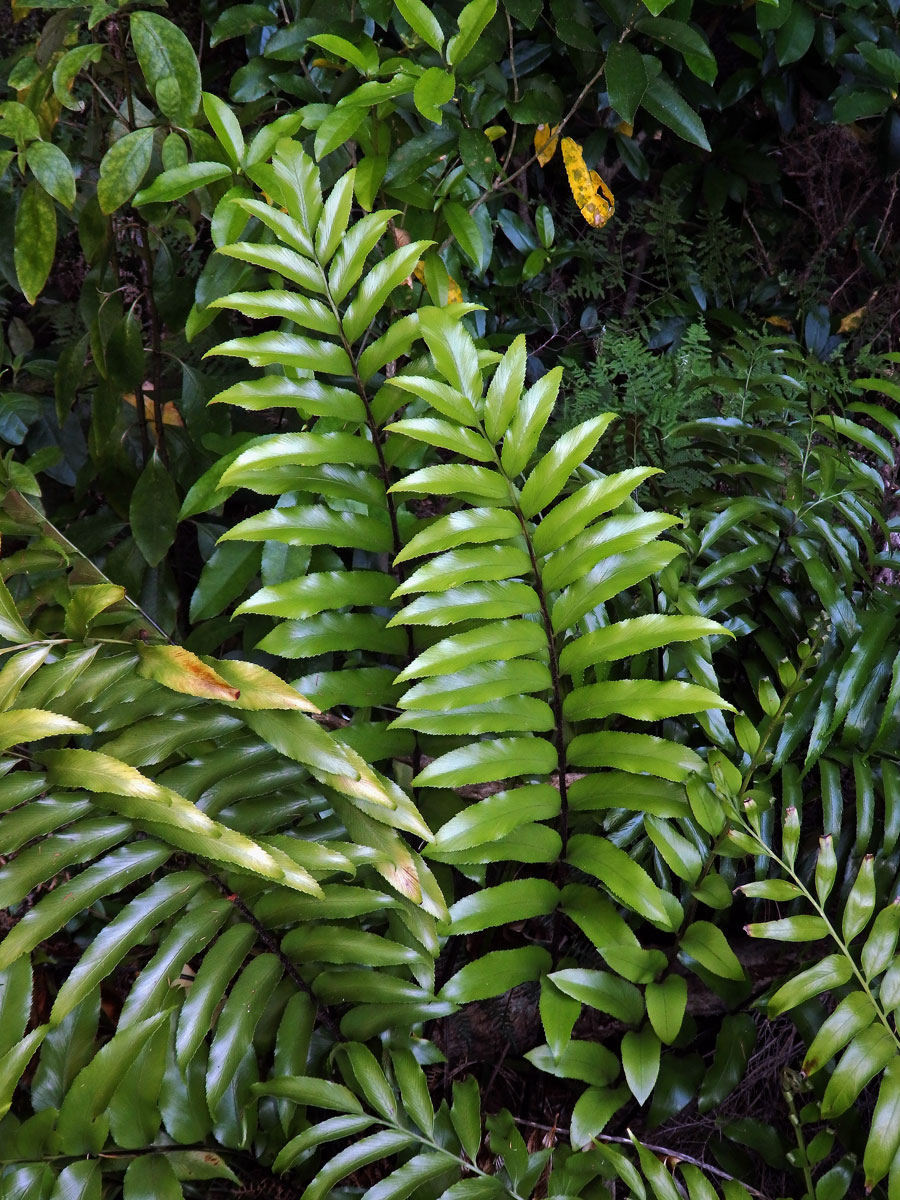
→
(515, 1121, 772, 1198)
(501, 11, 519, 172)
(469, 58, 608, 215)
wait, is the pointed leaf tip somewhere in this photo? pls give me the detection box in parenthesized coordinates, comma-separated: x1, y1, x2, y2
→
(137, 644, 240, 702)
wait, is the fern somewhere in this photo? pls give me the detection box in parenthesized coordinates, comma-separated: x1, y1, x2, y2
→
(192, 141, 758, 1180)
(5, 137, 900, 1200)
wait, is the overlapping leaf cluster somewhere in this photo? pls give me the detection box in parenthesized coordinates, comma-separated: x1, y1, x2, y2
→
(3, 135, 900, 1200)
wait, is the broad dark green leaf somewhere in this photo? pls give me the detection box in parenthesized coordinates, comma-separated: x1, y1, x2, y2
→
(130, 12, 201, 124)
(15, 183, 56, 304)
(98, 129, 153, 213)
(131, 452, 179, 567)
(621, 1026, 661, 1104)
(606, 42, 649, 125)
(440, 947, 552, 1003)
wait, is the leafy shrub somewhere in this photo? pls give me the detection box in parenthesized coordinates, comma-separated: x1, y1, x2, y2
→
(4, 137, 900, 1200)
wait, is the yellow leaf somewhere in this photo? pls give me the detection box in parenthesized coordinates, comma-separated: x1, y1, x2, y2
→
(203, 658, 320, 713)
(764, 315, 792, 331)
(562, 137, 615, 229)
(123, 391, 184, 427)
(838, 300, 873, 333)
(534, 123, 560, 166)
(412, 259, 462, 303)
(616, 120, 634, 137)
(137, 644, 240, 702)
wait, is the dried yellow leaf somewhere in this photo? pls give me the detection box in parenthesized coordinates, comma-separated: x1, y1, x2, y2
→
(534, 123, 560, 166)
(123, 391, 184, 427)
(562, 137, 614, 229)
(838, 298, 874, 333)
(412, 260, 462, 303)
(764, 315, 792, 331)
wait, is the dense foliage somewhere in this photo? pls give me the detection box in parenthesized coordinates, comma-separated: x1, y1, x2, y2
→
(2, 0, 900, 1198)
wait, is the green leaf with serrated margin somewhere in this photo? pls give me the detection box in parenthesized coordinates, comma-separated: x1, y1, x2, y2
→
(135, 162, 233, 205)
(863, 1057, 900, 1191)
(413, 736, 557, 787)
(450, 879, 559, 933)
(447, 0, 497, 66)
(440, 947, 552, 1003)
(767, 954, 854, 1016)
(680, 920, 745, 981)
(820, 1024, 895, 1117)
(549, 968, 643, 1024)
(803, 992, 875, 1076)
(202, 92, 244, 167)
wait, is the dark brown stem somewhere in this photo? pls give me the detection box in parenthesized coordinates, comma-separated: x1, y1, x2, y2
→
(134, 216, 168, 467)
(113, 15, 167, 467)
(520, 520, 570, 856)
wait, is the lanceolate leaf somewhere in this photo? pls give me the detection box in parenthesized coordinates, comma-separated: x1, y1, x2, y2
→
(15, 183, 56, 304)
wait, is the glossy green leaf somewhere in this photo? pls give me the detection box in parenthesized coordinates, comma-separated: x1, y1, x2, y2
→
(621, 1026, 661, 1104)
(447, 0, 497, 66)
(645, 975, 688, 1044)
(395, 0, 444, 50)
(803, 993, 875, 1076)
(642, 74, 711, 151)
(568, 731, 705, 782)
(863, 1057, 900, 1190)
(25, 142, 76, 209)
(202, 92, 244, 167)
(567, 834, 681, 929)
(206, 954, 283, 1112)
(49, 1159, 102, 1200)
(449, 878, 558, 933)
(820, 1025, 896, 1118)
(135, 161, 233, 206)
(560, 615, 726, 674)
(413, 736, 556, 787)
(565, 679, 732, 722)
(15, 183, 56, 304)
(767, 954, 854, 1016)
(440, 946, 552, 1003)
(606, 41, 649, 125)
(745, 915, 830, 941)
(130, 12, 201, 124)
(549, 968, 644, 1024)
(526, 1039, 620, 1085)
(51, 872, 205, 1025)
(679, 920, 745, 981)
(431, 784, 559, 851)
(0, 842, 171, 971)
(123, 1154, 184, 1200)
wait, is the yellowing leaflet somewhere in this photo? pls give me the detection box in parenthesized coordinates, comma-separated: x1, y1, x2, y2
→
(562, 137, 615, 229)
(534, 123, 560, 166)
